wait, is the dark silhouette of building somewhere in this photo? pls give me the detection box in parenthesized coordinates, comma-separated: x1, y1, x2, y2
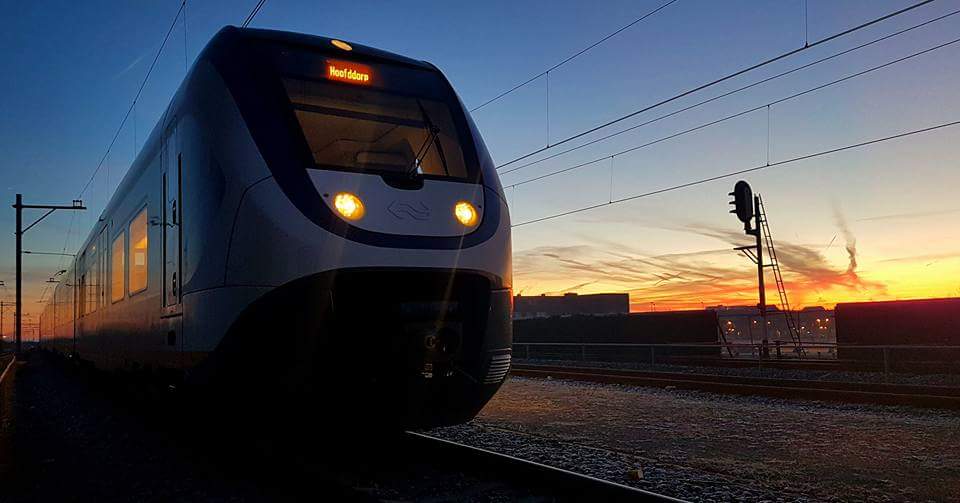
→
(513, 293, 629, 319)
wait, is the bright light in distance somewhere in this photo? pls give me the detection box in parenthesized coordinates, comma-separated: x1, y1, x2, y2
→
(331, 39, 353, 51)
(334, 192, 365, 220)
(454, 201, 478, 227)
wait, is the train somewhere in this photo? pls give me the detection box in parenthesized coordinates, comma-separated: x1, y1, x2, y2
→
(836, 297, 960, 369)
(39, 26, 513, 428)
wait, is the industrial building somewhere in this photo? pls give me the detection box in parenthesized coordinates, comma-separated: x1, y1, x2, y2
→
(513, 293, 629, 319)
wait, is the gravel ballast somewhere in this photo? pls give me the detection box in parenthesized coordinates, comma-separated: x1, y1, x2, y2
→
(430, 376, 960, 502)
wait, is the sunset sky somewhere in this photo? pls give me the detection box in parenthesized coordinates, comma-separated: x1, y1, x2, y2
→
(2, 0, 959, 330)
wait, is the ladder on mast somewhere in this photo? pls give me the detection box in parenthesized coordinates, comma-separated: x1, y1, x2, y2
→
(757, 196, 804, 354)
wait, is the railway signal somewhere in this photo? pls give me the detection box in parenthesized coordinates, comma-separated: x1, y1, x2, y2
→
(728, 182, 803, 357)
(728, 180, 754, 232)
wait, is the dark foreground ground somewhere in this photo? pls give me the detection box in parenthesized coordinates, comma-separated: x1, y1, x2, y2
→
(431, 376, 960, 502)
(0, 354, 593, 502)
(5, 352, 957, 502)
(0, 354, 363, 501)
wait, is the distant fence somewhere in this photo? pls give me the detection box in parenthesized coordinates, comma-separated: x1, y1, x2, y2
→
(512, 342, 960, 375)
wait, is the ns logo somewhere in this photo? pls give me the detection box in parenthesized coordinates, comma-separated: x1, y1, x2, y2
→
(388, 200, 430, 221)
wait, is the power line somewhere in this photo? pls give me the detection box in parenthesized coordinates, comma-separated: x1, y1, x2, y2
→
(506, 34, 960, 188)
(51, 2, 188, 312)
(77, 0, 187, 198)
(496, 0, 936, 170)
(469, 0, 680, 112)
(242, 0, 268, 28)
(53, 0, 261, 314)
(47, 1, 261, 313)
(498, 7, 960, 177)
(511, 118, 960, 227)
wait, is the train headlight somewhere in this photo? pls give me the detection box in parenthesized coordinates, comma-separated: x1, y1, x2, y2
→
(331, 39, 353, 51)
(454, 201, 478, 227)
(334, 192, 365, 220)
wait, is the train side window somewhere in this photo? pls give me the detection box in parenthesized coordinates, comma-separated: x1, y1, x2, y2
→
(129, 208, 148, 294)
(111, 232, 125, 302)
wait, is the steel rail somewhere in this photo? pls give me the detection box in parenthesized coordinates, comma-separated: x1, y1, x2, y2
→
(0, 353, 15, 386)
(405, 431, 686, 502)
(511, 363, 960, 409)
(513, 342, 960, 350)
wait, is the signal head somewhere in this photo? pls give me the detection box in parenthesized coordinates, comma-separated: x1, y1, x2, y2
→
(730, 180, 753, 224)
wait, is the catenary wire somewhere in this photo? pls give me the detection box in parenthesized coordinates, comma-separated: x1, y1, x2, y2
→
(498, 7, 960, 177)
(43, 0, 266, 319)
(495, 0, 936, 170)
(505, 34, 960, 188)
(511, 119, 960, 227)
(77, 0, 186, 198)
(469, 0, 680, 112)
(242, 0, 267, 27)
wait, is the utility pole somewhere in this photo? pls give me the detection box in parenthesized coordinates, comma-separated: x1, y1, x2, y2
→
(15, 194, 21, 355)
(13, 194, 85, 356)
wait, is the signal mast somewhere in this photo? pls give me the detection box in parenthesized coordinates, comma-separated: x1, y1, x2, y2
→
(729, 181, 804, 357)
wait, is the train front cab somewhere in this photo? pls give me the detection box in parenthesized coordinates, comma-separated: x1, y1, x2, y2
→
(194, 28, 513, 429)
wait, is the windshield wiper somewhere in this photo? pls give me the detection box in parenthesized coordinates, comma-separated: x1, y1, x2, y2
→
(405, 100, 449, 178)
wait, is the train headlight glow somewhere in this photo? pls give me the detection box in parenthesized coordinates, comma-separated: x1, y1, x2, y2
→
(454, 201, 478, 227)
(331, 39, 353, 51)
(334, 192, 365, 220)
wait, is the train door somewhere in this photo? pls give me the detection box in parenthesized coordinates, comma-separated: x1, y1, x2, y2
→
(72, 257, 79, 354)
(162, 124, 183, 312)
(94, 226, 108, 352)
(161, 123, 183, 356)
(97, 225, 107, 321)
(77, 251, 86, 346)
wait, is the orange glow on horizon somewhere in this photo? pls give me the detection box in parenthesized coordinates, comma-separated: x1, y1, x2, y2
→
(514, 253, 960, 313)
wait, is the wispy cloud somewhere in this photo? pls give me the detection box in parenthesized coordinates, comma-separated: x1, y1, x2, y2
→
(831, 202, 864, 286)
(514, 219, 888, 310)
(857, 208, 960, 223)
(686, 223, 885, 293)
(114, 52, 147, 79)
(878, 251, 960, 264)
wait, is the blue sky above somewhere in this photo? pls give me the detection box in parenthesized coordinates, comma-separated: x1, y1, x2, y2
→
(2, 0, 960, 320)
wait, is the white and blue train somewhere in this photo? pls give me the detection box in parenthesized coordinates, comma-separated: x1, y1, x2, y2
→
(40, 27, 513, 428)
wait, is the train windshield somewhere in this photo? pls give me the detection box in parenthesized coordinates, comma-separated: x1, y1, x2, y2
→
(283, 77, 469, 179)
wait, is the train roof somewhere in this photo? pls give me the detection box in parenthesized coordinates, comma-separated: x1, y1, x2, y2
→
(835, 297, 960, 308)
(221, 26, 435, 70)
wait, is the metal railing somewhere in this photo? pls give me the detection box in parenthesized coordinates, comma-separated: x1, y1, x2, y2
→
(511, 342, 960, 380)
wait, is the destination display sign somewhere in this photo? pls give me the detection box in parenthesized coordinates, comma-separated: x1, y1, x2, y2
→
(326, 60, 372, 85)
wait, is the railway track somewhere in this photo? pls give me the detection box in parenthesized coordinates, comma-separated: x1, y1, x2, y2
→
(511, 363, 960, 409)
(400, 431, 683, 502)
(666, 356, 847, 371)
